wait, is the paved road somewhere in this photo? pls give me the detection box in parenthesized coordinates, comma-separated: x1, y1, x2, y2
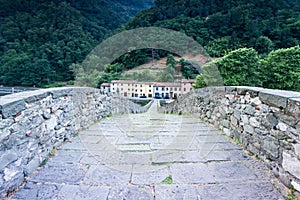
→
(12, 101, 284, 199)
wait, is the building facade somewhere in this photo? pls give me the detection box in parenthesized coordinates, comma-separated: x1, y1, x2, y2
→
(102, 79, 194, 99)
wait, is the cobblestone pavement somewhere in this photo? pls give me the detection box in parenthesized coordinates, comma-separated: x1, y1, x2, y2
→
(12, 101, 284, 200)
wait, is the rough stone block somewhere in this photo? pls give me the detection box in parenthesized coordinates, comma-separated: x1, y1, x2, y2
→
(287, 98, 300, 119)
(221, 120, 230, 128)
(230, 116, 238, 127)
(0, 100, 26, 119)
(261, 138, 279, 159)
(0, 150, 18, 170)
(282, 152, 300, 179)
(249, 117, 260, 128)
(292, 180, 300, 193)
(244, 105, 255, 115)
(244, 125, 254, 134)
(294, 144, 300, 158)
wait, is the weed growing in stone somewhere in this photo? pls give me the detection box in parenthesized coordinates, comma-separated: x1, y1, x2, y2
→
(161, 176, 173, 184)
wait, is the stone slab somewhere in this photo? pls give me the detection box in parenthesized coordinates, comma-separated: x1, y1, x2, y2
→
(83, 165, 131, 185)
(12, 183, 61, 200)
(57, 185, 110, 200)
(28, 164, 86, 184)
(131, 166, 169, 184)
(208, 161, 258, 183)
(198, 182, 283, 200)
(171, 163, 215, 184)
(155, 185, 198, 200)
(107, 186, 154, 200)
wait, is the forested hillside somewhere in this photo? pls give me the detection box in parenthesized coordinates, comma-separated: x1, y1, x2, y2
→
(125, 0, 300, 56)
(0, 0, 299, 89)
(0, 0, 153, 87)
(94, 0, 299, 91)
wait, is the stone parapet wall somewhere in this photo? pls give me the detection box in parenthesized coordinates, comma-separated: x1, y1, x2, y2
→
(159, 86, 300, 192)
(0, 87, 148, 198)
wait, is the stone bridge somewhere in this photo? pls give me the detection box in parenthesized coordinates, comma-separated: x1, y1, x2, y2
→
(0, 87, 299, 199)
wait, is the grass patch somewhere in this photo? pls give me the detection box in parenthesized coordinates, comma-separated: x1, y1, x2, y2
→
(234, 138, 241, 145)
(161, 176, 173, 184)
(285, 185, 297, 200)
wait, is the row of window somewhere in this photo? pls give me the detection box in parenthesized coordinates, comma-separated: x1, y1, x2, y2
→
(113, 87, 189, 92)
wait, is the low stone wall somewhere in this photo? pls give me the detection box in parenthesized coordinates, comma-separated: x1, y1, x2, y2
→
(159, 86, 300, 192)
(0, 87, 148, 198)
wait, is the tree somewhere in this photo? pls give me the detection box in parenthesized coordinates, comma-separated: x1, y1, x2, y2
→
(213, 48, 262, 86)
(262, 46, 300, 91)
(193, 74, 207, 88)
(254, 36, 274, 55)
(205, 37, 231, 57)
(166, 54, 177, 68)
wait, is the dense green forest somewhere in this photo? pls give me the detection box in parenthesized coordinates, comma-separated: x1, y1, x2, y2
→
(118, 0, 300, 91)
(126, 0, 299, 53)
(0, 0, 153, 87)
(0, 0, 299, 91)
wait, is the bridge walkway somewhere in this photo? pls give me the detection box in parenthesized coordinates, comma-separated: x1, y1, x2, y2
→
(12, 100, 284, 199)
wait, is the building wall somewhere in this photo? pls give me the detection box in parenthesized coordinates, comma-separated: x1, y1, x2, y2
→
(106, 80, 194, 99)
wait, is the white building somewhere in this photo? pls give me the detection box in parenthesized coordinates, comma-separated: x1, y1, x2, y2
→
(102, 79, 195, 99)
(100, 83, 110, 93)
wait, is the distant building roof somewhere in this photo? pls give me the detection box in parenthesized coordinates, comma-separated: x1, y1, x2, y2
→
(109, 79, 194, 86)
(153, 82, 181, 87)
(101, 83, 110, 87)
(111, 80, 137, 84)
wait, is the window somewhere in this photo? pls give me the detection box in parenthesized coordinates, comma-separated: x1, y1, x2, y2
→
(166, 88, 169, 91)
(149, 90, 151, 92)
(162, 87, 165, 91)
(184, 88, 186, 91)
(140, 85, 142, 87)
(156, 87, 158, 91)
(140, 89, 142, 92)
(174, 88, 177, 91)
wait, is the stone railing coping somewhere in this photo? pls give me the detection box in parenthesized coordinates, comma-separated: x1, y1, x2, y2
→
(223, 86, 300, 110)
(0, 87, 97, 119)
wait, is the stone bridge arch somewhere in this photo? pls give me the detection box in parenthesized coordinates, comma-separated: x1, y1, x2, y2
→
(0, 86, 300, 197)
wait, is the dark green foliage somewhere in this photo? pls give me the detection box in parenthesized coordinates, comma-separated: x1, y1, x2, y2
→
(201, 46, 300, 92)
(254, 36, 275, 56)
(179, 59, 200, 79)
(113, 50, 149, 70)
(125, 0, 300, 53)
(261, 46, 300, 91)
(194, 74, 207, 89)
(211, 48, 261, 86)
(0, 0, 153, 87)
